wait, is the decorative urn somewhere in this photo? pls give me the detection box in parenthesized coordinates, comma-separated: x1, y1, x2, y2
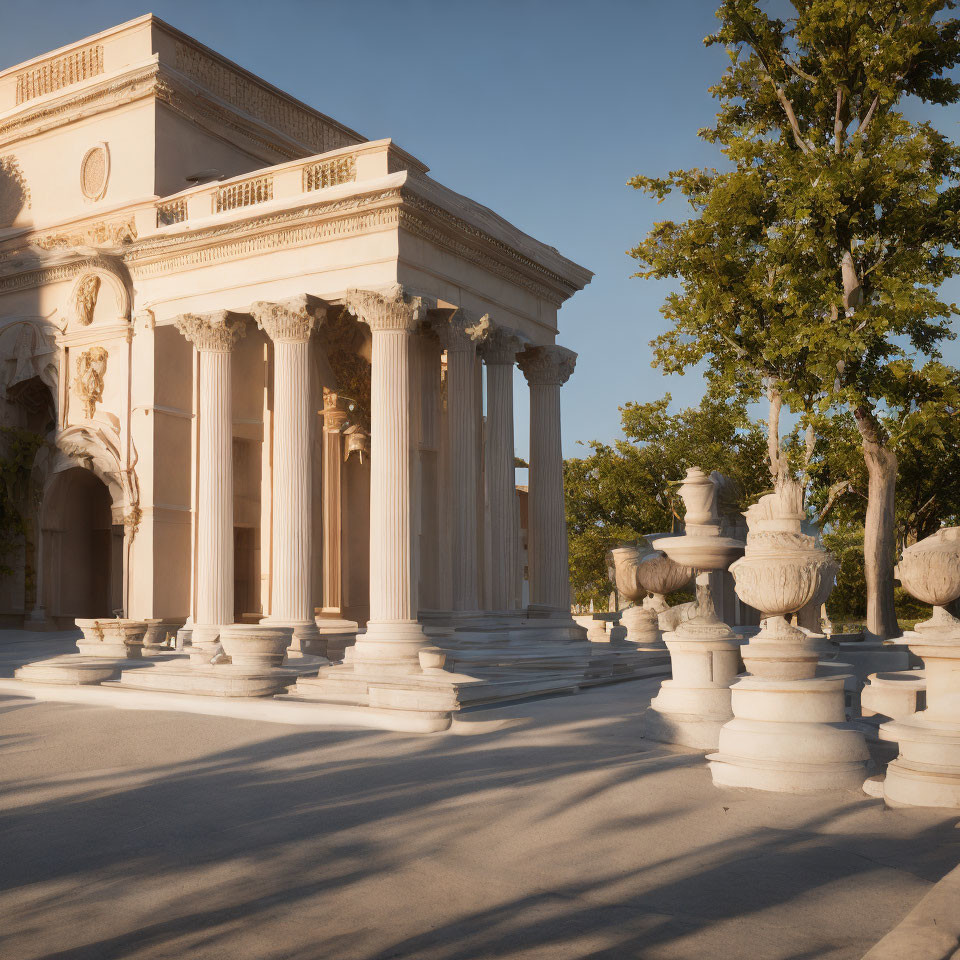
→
(895, 526, 960, 637)
(730, 479, 838, 680)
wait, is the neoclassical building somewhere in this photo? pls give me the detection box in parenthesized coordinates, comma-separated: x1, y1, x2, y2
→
(0, 17, 592, 687)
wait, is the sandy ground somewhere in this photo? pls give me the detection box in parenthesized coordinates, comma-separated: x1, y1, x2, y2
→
(0, 632, 958, 960)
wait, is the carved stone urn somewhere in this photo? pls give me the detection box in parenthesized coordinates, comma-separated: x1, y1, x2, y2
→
(867, 527, 960, 808)
(729, 483, 839, 681)
(642, 468, 745, 750)
(606, 541, 661, 645)
(637, 549, 693, 619)
(709, 480, 868, 793)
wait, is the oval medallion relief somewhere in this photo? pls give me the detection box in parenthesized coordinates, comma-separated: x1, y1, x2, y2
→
(80, 143, 109, 201)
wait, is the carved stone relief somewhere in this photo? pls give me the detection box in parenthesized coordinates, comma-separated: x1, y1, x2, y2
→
(74, 346, 108, 419)
(73, 274, 101, 326)
(80, 143, 109, 201)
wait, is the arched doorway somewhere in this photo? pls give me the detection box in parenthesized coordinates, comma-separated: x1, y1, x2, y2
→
(40, 467, 121, 621)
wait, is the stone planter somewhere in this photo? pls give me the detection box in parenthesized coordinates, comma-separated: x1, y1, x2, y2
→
(218, 625, 291, 667)
(75, 619, 146, 659)
(730, 543, 838, 680)
(709, 480, 867, 793)
(870, 527, 960, 808)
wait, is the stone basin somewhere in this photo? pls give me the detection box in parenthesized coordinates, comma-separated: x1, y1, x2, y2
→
(658, 535, 743, 572)
(219, 625, 292, 667)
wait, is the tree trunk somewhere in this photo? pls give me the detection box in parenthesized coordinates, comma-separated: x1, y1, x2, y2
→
(856, 413, 900, 640)
(766, 382, 786, 484)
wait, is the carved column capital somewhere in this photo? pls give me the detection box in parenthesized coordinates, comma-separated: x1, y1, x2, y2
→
(250, 295, 327, 343)
(343, 285, 423, 332)
(431, 309, 490, 353)
(322, 390, 350, 433)
(174, 310, 247, 353)
(480, 325, 527, 365)
(518, 344, 577, 387)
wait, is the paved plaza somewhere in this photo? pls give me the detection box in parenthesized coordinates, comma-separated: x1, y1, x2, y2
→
(1, 633, 957, 960)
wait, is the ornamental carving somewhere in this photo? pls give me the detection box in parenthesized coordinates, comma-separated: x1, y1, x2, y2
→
(517, 344, 577, 386)
(343, 285, 424, 332)
(250, 295, 327, 343)
(174, 311, 247, 352)
(73, 274, 101, 326)
(32, 216, 137, 250)
(432, 310, 491, 353)
(75, 346, 108, 419)
(480, 325, 528, 364)
(80, 143, 109, 201)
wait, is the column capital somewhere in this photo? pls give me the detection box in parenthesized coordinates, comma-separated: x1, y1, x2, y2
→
(480, 325, 527, 365)
(251, 295, 327, 343)
(430, 309, 490, 353)
(343, 285, 424, 332)
(174, 310, 247, 353)
(518, 344, 577, 386)
(322, 390, 350, 433)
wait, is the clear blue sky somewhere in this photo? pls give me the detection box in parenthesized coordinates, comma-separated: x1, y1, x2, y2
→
(3, 1, 959, 458)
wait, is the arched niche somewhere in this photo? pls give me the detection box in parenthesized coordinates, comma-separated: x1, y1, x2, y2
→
(32, 422, 138, 623)
(64, 259, 131, 330)
(0, 317, 59, 434)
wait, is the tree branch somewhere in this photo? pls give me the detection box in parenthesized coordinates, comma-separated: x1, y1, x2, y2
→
(816, 480, 853, 525)
(853, 94, 880, 137)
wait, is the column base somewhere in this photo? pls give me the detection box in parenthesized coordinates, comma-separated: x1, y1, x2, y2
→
(260, 617, 326, 657)
(708, 675, 869, 793)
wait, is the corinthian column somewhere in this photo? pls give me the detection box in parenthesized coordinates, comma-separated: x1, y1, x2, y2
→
(175, 310, 247, 649)
(518, 344, 577, 615)
(480, 327, 525, 613)
(320, 391, 349, 618)
(434, 311, 489, 616)
(250, 296, 326, 651)
(343, 286, 430, 669)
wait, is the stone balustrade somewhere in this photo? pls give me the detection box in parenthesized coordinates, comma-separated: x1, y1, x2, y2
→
(151, 139, 425, 228)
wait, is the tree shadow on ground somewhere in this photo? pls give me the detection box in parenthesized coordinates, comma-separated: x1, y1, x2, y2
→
(0, 685, 956, 960)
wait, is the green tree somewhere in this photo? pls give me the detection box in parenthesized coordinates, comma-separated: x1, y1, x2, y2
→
(565, 392, 768, 606)
(630, 1, 960, 638)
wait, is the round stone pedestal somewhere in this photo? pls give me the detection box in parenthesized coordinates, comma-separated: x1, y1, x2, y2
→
(708, 675, 869, 792)
(621, 605, 664, 647)
(643, 632, 742, 750)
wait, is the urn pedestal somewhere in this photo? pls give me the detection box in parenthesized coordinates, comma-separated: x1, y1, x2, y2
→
(642, 469, 744, 750)
(707, 484, 868, 793)
(869, 527, 960, 808)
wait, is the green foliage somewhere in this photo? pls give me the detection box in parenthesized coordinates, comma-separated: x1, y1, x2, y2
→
(565, 392, 769, 606)
(0, 427, 44, 577)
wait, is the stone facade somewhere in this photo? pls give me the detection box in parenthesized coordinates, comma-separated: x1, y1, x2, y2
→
(0, 17, 591, 676)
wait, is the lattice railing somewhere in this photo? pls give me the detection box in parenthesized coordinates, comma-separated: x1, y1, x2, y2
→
(303, 155, 357, 192)
(215, 176, 274, 213)
(16, 44, 104, 105)
(156, 198, 188, 227)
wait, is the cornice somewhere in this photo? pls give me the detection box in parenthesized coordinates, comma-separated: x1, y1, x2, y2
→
(0, 253, 129, 296)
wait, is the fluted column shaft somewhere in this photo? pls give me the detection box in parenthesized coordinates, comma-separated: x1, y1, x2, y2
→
(321, 394, 349, 614)
(175, 311, 247, 641)
(446, 342, 481, 611)
(343, 287, 429, 665)
(483, 335, 522, 612)
(251, 297, 325, 643)
(271, 338, 312, 620)
(370, 325, 416, 621)
(197, 349, 233, 626)
(519, 345, 577, 612)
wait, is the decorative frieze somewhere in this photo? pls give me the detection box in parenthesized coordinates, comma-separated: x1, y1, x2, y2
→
(304, 155, 356, 192)
(518, 344, 577, 387)
(74, 345, 108, 418)
(16, 44, 104, 105)
(250, 295, 327, 343)
(344, 285, 424, 332)
(215, 176, 274, 213)
(32, 216, 137, 251)
(174, 310, 247, 353)
(174, 42, 359, 153)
